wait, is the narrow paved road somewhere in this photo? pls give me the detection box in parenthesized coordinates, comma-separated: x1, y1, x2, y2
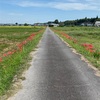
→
(9, 27, 100, 100)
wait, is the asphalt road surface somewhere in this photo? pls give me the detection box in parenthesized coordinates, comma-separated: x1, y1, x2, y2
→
(9, 27, 100, 100)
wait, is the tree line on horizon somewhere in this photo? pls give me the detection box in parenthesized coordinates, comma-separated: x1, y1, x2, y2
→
(50, 16, 100, 26)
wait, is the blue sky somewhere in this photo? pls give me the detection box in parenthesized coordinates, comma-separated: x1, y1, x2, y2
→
(0, 0, 100, 24)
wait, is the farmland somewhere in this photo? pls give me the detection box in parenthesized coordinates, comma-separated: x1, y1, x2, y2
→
(0, 26, 45, 95)
(52, 26, 100, 68)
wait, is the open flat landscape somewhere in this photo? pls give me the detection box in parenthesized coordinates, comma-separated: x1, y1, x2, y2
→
(1, 0, 100, 100)
(0, 26, 100, 100)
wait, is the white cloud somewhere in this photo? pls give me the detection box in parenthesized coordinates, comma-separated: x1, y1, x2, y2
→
(15, 1, 100, 11)
(53, 3, 98, 10)
(17, 1, 44, 7)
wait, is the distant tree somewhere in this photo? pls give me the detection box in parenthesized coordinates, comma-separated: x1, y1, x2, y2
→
(47, 16, 100, 27)
(96, 18, 100, 21)
(90, 18, 96, 25)
(96, 15, 98, 19)
(15, 22, 18, 26)
(54, 19, 59, 24)
(59, 21, 64, 27)
(47, 21, 53, 24)
(24, 23, 28, 26)
(85, 17, 88, 22)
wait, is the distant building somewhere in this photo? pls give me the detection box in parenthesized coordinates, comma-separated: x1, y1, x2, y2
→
(81, 22, 93, 26)
(95, 21, 100, 27)
(34, 23, 44, 26)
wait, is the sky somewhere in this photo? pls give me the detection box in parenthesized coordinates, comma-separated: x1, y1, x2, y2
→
(0, 0, 100, 24)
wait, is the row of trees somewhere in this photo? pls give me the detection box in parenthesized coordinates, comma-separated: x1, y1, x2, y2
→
(50, 16, 100, 26)
(14, 16, 100, 27)
(15, 23, 32, 26)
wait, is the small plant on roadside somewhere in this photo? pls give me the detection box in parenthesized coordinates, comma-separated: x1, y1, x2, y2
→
(93, 50, 100, 59)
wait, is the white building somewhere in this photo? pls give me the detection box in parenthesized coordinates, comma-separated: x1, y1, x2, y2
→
(95, 21, 100, 27)
(81, 22, 93, 26)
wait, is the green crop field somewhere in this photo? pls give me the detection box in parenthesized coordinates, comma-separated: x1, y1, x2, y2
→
(0, 26, 45, 96)
(0, 26, 43, 54)
(52, 26, 100, 68)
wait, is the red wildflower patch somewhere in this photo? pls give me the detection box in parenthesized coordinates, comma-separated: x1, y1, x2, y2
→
(22, 40, 27, 45)
(7, 51, 13, 55)
(0, 31, 41, 63)
(3, 53, 8, 57)
(83, 44, 93, 48)
(82, 43, 95, 53)
(60, 32, 78, 44)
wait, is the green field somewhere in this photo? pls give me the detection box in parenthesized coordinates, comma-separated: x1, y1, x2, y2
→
(0, 26, 44, 96)
(0, 26, 43, 54)
(52, 26, 100, 68)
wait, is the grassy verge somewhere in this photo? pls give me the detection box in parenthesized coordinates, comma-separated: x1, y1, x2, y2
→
(0, 27, 44, 96)
(51, 27, 100, 69)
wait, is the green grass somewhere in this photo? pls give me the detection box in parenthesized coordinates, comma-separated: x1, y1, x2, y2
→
(0, 26, 43, 54)
(0, 44, 10, 52)
(52, 26, 100, 68)
(0, 26, 45, 96)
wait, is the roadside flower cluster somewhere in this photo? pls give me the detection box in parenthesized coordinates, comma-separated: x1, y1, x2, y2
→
(60, 32, 78, 43)
(3, 50, 16, 57)
(81, 43, 95, 53)
(0, 30, 43, 63)
(60, 31, 96, 53)
(53, 29, 100, 59)
(17, 34, 35, 51)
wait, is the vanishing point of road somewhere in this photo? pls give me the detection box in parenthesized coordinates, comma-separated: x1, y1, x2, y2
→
(9, 27, 100, 100)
